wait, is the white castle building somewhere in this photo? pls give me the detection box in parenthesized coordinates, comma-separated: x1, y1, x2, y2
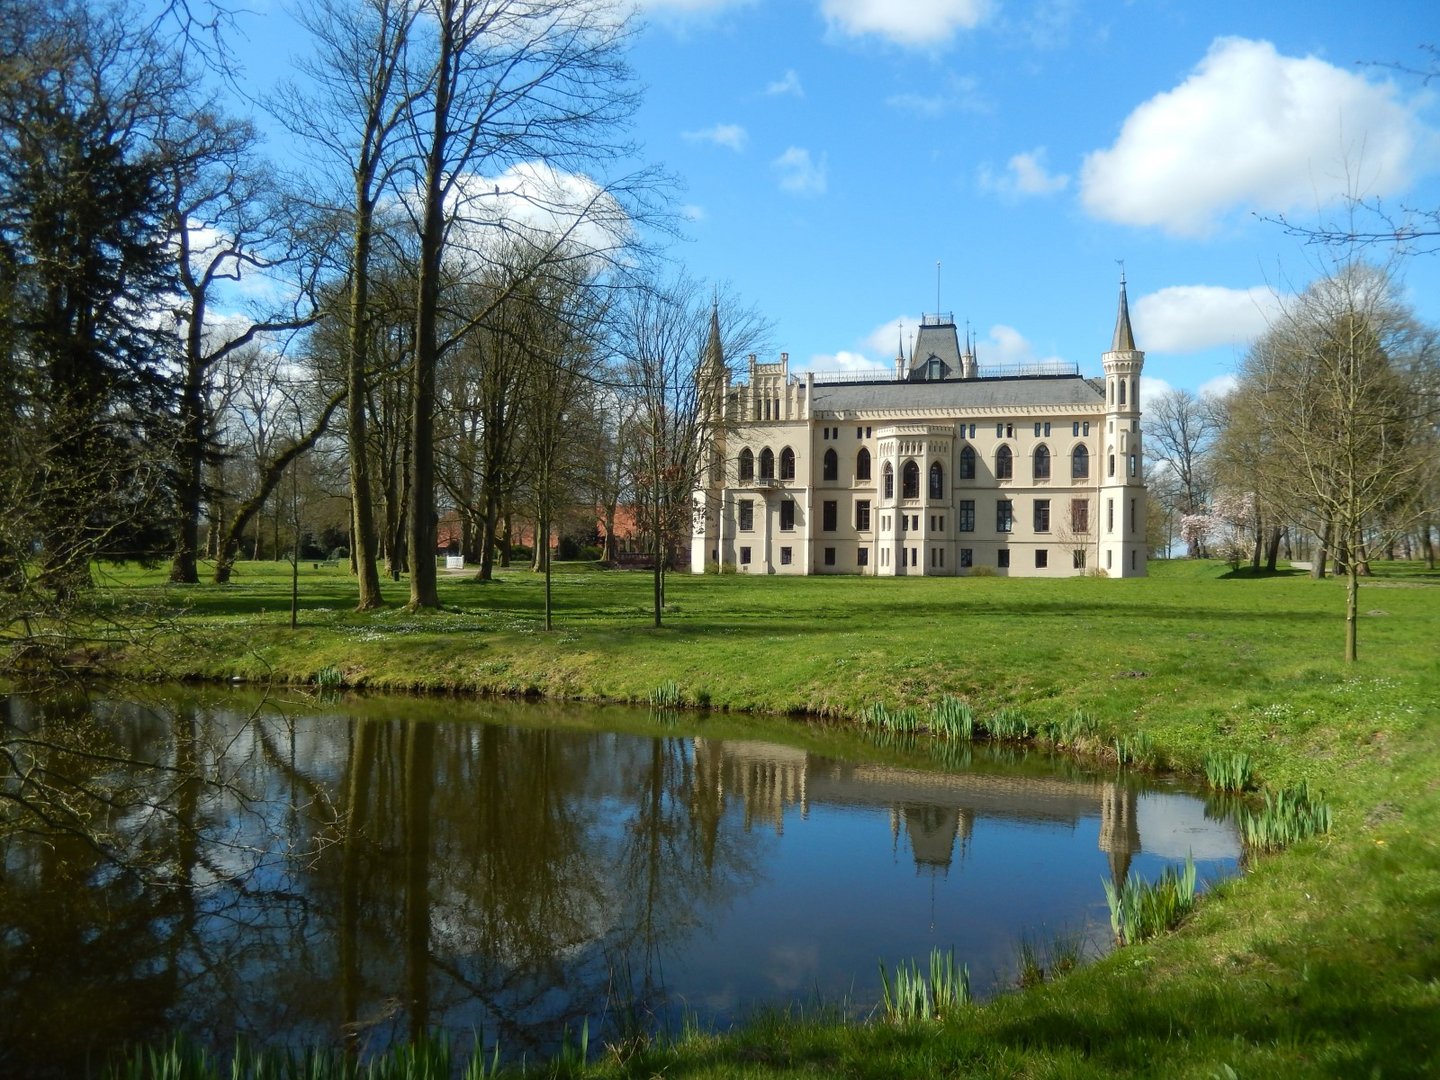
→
(690, 280, 1147, 578)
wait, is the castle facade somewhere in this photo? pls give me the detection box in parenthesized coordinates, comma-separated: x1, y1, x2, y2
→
(690, 281, 1147, 578)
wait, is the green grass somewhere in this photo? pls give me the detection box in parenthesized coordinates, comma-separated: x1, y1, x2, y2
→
(69, 556, 1440, 1077)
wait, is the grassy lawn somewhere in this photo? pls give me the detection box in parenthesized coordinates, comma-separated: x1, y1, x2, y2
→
(86, 557, 1440, 1077)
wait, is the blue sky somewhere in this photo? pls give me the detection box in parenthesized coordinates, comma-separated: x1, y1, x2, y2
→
(227, 0, 1440, 396)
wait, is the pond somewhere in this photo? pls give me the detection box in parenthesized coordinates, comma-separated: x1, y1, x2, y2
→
(0, 688, 1241, 1075)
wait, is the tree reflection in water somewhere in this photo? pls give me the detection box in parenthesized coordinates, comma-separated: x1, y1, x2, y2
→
(0, 691, 765, 1075)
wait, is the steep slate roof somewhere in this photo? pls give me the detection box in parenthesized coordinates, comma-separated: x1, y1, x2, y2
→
(810, 375, 1105, 414)
(909, 319, 964, 376)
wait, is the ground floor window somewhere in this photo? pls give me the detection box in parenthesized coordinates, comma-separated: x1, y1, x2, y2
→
(858, 547, 869, 567)
(780, 500, 795, 531)
(909, 547, 917, 567)
(739, 499, 754, 531)
(998, 548, 1010, 568)
(1035, 549, 1048, 568)
(824, 547, 835, 565)
(780, 546, 792, 565)
(959, 548, 973, 567)
(1106, 550, 1113, 570)
(740, 546, 751, 565)
(822, 500, 837, 531)
(1073, 549, 1086, 569)
(856, 500, 871, 530)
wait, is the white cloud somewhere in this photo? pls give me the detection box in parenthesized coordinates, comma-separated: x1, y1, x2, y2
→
(978, 147, 1069, 198)
(1139, 375, 1175, 404)
(821, 0, 991, 47)
(680, 203, 706, 222)
(1199, 372, 1239, 398)
(803, 349, 890, 374)
(772, 147, 828, 195)
(1132, 284, 1283, 353)
(682, 123, 748, 151)
(885, 74, 986, 117)
(438, 162, 630, 272)
(980, 324, 1067, 369)
(765, 69, 804, 97)
(1080, 37, 1427, 236)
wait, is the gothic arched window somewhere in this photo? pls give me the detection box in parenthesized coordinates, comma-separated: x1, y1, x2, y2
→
(929, 461, 944, 499)
(996, 445, 1013, 480)
(759, 447, 775, 479)
(1033, 444, 1051, 480)
(882, 462, 894, 500)
(902, 460, 920, 499)
(779, 446, 795, 480)
(856, 446, 871, 481)
(823, 448, 838, 482)
(1071, 445, 1089, 479)
(739, 448, 754, 481)
(959, 445, 976, 480)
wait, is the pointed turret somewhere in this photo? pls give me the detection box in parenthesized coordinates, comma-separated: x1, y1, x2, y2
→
(1111, 275, 1137, 353)
(1100, 268, 1148, 579)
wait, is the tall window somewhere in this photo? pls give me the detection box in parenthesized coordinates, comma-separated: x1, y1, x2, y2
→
(929, 461, 944, 499)
(1033, 445, 1051, 480)
(997, 500, 1013, 533)
(738, 499, 754, 531)
(1072, 445, 1089, 479)
(856, 446, 871, 481)
(882, 462, 894, 499)
(823, 448, 838, 482)
(1119, 379, 1127, 405)
(759, 447, 775, 479)
(1034, 499, 1050, 532)
(739, 448, 754, 481)
(856, 500, 871, 530)
(1071, 498, 1089, 533)
(960, 445, 976, 479)
(958, 500, 975, 532)
(822, 500, 837, 531)
(780, 499, 795, 531)
(996, 445, 1013, 480)
(902, 460, 920, 499)
(779, 446, 795, 480)
(1107, 498, 1114, 533)
(1108, 453, 1115, 477)
(1073, 550, 1086, 569)
(998, 549, 1010, 568)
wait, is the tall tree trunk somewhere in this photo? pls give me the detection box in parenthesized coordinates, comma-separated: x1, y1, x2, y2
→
(1265, 524, 1282, 572)
(346, 180, 384, 610)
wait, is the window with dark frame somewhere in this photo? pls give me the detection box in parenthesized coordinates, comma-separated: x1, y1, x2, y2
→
(960, 445, 976, 479)
(1034, 499, 1050, 532)
(997, 499, 1013, 533)
(996, 445, 1013, 480)
(822, 500, 837, 531)
(958, 500, 975, 532)
(856, 446, 871, 480)
(998, 549, 1010, 568)
(1072, 444, 1089, 478)
(738, 499, 754, 531)
(1033, 444, 1051, 479)
(856, 500, 871, 530)
(780, 499, 795, 531)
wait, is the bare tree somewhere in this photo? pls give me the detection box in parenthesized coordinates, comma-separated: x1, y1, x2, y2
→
(278, 0, 424, 610)
(396, 0, 663, 610)
(1146, 388, 1218, 556)
(1233, 262, 1438, 660)
(157, 105, 327, 585)
(611, 275, 768, 626)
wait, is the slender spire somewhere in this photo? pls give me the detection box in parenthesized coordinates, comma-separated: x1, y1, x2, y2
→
(704, 299, 723, 373)
(897, 320, 905, 362)
(1111, 272, 1137, 353)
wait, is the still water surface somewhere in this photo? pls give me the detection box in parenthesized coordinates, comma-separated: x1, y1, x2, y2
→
(0, 689, 1240, 1074)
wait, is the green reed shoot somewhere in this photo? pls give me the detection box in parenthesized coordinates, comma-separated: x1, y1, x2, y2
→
(1240, 779, 1332, 853)
(929, 696, 975, 739)
(879, 948, 970, 1023)
(1204, 751, 1254, 792)
(1103, 856, 1199, 945)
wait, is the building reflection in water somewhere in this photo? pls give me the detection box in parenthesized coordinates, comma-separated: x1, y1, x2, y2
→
(691, 738, 1143, 887)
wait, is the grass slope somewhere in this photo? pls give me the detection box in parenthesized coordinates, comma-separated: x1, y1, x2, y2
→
(91, 558, 1440, 1078)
